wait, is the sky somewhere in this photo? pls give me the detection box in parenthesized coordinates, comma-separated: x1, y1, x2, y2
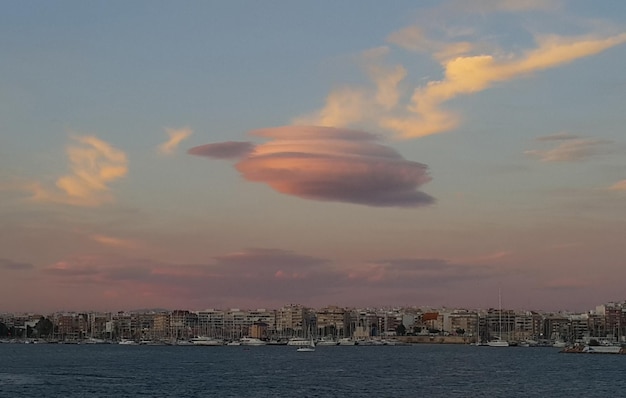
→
(2, 0, 626, 313)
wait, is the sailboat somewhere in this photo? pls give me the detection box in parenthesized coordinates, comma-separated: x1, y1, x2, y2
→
(487, 289, 509, 347)
(296, 328, 315, 352)
(296, 337, 315, 352)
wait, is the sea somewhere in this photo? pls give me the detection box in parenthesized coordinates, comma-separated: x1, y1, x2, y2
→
(1, 343, 624, 397)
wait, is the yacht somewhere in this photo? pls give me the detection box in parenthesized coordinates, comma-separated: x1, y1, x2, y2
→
(582, 345, 622, 354)
(316, 337, 338, 346)
(118, 339, 138, 345)
(240, 337, 266, 346)
(338, 337, 356, 346)
(191, 336, 223, 346)
(174, 339, 194, 346)
(487, 337, 509, 347)
(287, 337, 312, 346)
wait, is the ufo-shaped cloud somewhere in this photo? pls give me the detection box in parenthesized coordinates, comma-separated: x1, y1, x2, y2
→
(189, 126, 434, 207)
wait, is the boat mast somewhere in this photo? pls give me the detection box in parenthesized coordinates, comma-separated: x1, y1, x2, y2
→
(498, 288, 502, 341)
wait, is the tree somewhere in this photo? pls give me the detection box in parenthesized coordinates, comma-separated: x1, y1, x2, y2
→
(395, 323, 406, 336)
(456, 328, 465, 336)
(35, 317, 54, 338)
(0, 322, 8, 337)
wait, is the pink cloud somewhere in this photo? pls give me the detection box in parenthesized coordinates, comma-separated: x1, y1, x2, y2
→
(34, 249, 510, 310)
(189, 125, 434, 207)
(542, 277, 591, 290)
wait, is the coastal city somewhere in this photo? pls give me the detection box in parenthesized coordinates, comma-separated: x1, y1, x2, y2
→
(1, 300, 625, 352)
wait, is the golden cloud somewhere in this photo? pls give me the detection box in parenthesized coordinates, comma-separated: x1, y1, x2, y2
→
(298, 31, 626, 140)
(158, 126, 193, 155)
(609, 180, 626, 191)
(388, 33, 626, 138)
(31, 135, 128, 206)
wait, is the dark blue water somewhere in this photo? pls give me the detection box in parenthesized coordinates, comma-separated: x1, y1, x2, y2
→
(1, 344, 624, 397)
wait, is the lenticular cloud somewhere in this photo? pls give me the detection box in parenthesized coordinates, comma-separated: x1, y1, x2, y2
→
(188, 125, 434, 207)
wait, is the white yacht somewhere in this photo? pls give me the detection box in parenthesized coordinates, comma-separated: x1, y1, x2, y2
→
(316, 337, 338, 346)
(240, 337, 266, 346)
(287, 337, 311, 346)
(582, 345, 621, 354)
(338, 337, 356, 346)
(174, 339, 194, 346)
(487, 337, 509, 347)
(118, 339, 138, 345)
(191, 336, 223, 346)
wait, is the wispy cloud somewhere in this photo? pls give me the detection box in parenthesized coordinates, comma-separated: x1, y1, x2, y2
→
(298, 20, 626, 140)
(189, 125, 434, 208)
(40, 250, 338, 307)
(387, 26, 474, 62)
(448, 0, 563, 13)
(453, 250, 513, 265)
(347, 257, 504, 288)
(384, 33, 626, 138)
(542, 277, 590, 290)
(535, 132, 580, 141)
(158, 127, 193, 155)
(608, 180, 626, 191)
(39, 249, 505, 309)
(30, 135, 128, 206)
(525, 136, 612, 162)
(91, 234, 140, 250)
(188, 141, 254, 159)
(0, 258, 34, 271)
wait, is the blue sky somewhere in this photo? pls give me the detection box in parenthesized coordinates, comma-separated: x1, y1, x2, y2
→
(1, 1, 626, 313)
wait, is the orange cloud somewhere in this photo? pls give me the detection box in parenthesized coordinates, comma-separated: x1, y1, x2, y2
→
(158, 126, 193, 155)
(30, 135, 128, 206)
(387, 33, 626, 138)
(299, 29, 626, 139)
(189, 126, 434, 207)
(609, 180, 626, 191)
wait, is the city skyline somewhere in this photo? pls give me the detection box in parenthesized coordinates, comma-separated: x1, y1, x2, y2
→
(2, 1, 626, 313)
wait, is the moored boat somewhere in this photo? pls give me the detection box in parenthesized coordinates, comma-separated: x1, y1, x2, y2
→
(191, 336, 223, 346)
(296, 336, 315, 352)
(287, 337, 311, 346)
(338, 337, 356, 346)
(240, 337, 266, 346)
